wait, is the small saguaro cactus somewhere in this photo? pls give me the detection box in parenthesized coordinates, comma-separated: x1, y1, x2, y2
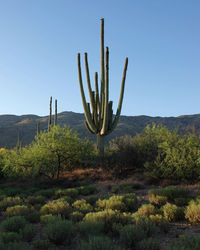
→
(77, 18, 128, 155)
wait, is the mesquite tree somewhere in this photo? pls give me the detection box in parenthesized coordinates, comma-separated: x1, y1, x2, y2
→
(77, 18, 128, 155)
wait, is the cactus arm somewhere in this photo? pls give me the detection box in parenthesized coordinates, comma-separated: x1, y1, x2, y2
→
(107, 101, 113, 131)
(95, 72, 100, 113)
(101, 46, 109, 135)
(77, 53, 97, 133)
(111, 57, 128, 131)
(100, 18, 105, 121)
(84, 121, 96, 134)
(84, 53, 95, 113)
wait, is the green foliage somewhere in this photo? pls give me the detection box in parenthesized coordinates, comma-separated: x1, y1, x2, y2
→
(139, 237, 161, 250)
(20, 224, 36, 242)
(40, 214, 62, 224)
(5, 205, 30, 217)
(0, 232, 22, 243)
(168, 234, 200, 250)
(185, 198, 200, 224)
(0, 196, 23, 211)
(40, 198, 71, 217)
(26, 195, 46, 205)
(77, 236, 123, 250)
(162, 203, 184, 222)
(44, 219, 75, 245)
(55, 187, 79, 198)
(77, 221, 104, 238)
(69, 211, 84, 223)
(132, 213, 157, 236)
(78, 185, 97, 196)
(72, 199, 93, 213)
(2, 126, 95, 179)
(119, 224, 147, 248)
(149, 214, 170, 232)
(138, 204, 156, 216)
(1, 216, 27, 233)
(32, 239, 52, 250)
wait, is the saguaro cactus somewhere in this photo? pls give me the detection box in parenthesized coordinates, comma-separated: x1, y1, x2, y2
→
(54, 99, 57, 126)
(77, 18, 128, 155)
(48, 96, 52, 132)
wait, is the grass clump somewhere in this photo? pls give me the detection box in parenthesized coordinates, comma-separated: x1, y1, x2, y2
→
(1, 216, 28, 233)
(40, 214, 62, 224)
(149, 214, 170, 232)
(40, 198, 71, 217)
(72, 199, 93, 213)
(5, 205, 30, 217)
(0, 196, 23, 211)
(138, 204, 157, 216)
(55, 187, 79, 198)
(44, 219, 76, 245)
(132, 213, 157, 236)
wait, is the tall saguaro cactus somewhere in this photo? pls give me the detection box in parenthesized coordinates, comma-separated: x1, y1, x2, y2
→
(77, 18, 128, 155)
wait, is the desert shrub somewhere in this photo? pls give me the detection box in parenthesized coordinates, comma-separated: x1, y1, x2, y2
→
(149, 214, 170, 232)
(132, 213, 157, 236)
(185, 198, 200, 224)
(55, 188, 79, 198)
(40, 214, 62, 224)
(72, 199, 93, 213)
(1, 216, 27, 233)
(44, 219, 75, 245)
(5, 205, 30, 217)
(40, 198, 71, 217)
(35, 189, 55, 198)
(139, 237, 161, 250)
(0, 196, 23, 211)
(119, 182, 134, 193)
(174, 197, 191, 206)
(2, 187, 22, 197)
(119, 224, 147, 248)
(83, 209, 122, 233)
(32, 239, 53, 250)
(25, 210, 40, 223)
(149, 194, 168, 206)
(85, 195, 98, 205)
(2, 241, 33, 250)
(169, 234, 200, 250)
(161, 186, 189, 200)
(77, 236, 122, 250)
(78, 185, 97, 196)
(122, 193, 138, 211)
(77, 221, 104, 238)
(0, 232, 22, 243)
(26, 195, 46, 205)
(162, 203, 184, 222)
(138, 204, 157, 216)
(20, 224, 36, 242)
(69, 211, 84, 223)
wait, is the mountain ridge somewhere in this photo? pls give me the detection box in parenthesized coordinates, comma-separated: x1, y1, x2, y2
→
(0, 111, 200, 148)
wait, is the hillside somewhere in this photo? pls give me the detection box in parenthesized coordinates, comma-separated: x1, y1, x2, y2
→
(0, 111, 200, 148)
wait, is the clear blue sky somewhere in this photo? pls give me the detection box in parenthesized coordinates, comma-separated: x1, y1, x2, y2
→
(0, 0, 200, 117)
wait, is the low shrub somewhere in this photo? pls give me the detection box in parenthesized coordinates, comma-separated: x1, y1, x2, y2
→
(26, 195, 46, 205)
(35, 188, 55, 198)
(0, 232, 22, 243)
(119, 224, 147, 248)
(77, 221, 104, 238)
(85, 196, 98, 206)
(25, 210, 40, 223)
(162, 203, 184, 222)
(119, 182, 134, 193)
(78, 185, 97, 196)
(40, 214, 62, 224)
(72, 199, 93, 213)
(40, 198, 71, 217)
(1, 241, 33, 250)
(0, 196, 23, 211)
(77, 236, 123, 250)
(44, 219, 75, 245)
(138, 204, 156, 216)
(169, 234, 200, 250)
(1, 216, 28, 233)
(149, 214, 170, 232)
(139, 237, 161, 250)
(20, 224, 36, 242)
(69, 211, 84, 223)
(32, 239, 53, 250)
(185, 198, 200, 224)
(132, 213, 157, 236)
(55, 188, 79, 198)
(5, 205, 30, 217)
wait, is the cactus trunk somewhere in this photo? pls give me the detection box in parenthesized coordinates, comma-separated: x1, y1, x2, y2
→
(77, 18, 128, 156)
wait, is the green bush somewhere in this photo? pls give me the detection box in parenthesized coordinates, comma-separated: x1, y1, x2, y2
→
(0, 196, 23, 211)
(132, 213, 157, 236)
(78, 221, 104, 238)
(78, 185, 97, 196)
(168, 234, 200, 250)
(32, 239, 53, 250)
(77, 236, 123, 250)
(72, 199, 93, 213)
(25, 210, 40, 223)
(185, 198, 200, 224)
(149, 214, 170, 232)
(5, 205, 30, 217)
(0, 232, 22, 243)
(139, 237, 161, 250)
(149, 194, 168, 206)
(119, 224, 147, 248)
(44, 219, 75, 245)
(20, 224, 36, 242)
(1, 241, 33, 250)
(138, 204, 156, 216)
(26, 195, 46, 205)
(1, 216, 27, 233)
(35, 189, 55, 198)
(85, 196, 98, 206)
(119, 182, 134, 193)
(162, 203, 184, 222)
(40, 198, 71, 217)
(55, 188, 79, 198)
(40, 214, 62, 224)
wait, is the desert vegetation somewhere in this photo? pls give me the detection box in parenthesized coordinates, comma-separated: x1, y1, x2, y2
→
(0, 124, 200, 249)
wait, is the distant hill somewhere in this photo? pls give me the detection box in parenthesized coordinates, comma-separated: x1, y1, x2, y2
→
(0, 111, 200, 148)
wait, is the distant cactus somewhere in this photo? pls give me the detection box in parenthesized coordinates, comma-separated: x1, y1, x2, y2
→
(36, 121, 40, 136)
(77, 18, 128, 155)
(48, 96, 52, 132)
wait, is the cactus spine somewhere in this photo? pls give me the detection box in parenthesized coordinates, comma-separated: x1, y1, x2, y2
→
(77, 18, 128, 155)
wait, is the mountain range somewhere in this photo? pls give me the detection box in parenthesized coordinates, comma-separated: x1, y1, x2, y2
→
(0, 111, 200, 148)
